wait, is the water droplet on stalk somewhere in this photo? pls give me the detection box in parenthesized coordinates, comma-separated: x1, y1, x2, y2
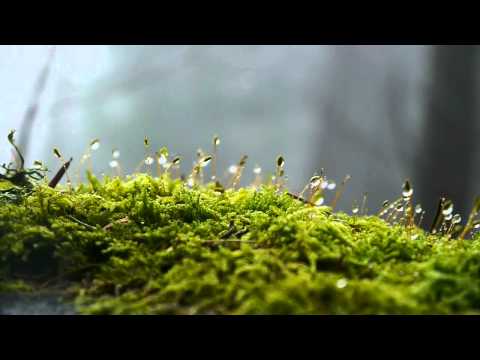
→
(109, 160, 119, 168)
(402, 180, 413, 198)
(253, 165, 262, 175)
(90, 139, 100, 151)
(112, 149, 120, 159)
(309, 176, 322, 188)
(327, 181, 336, 190)
(199, 156, 212, 168)
(415, 204, 423, 214)
(144, 156, 154, 166)
(452, 214, 462, 224)
(276, 156, 285, 169)
(158, 154, 168, 165)
(442, 200, 453, 216)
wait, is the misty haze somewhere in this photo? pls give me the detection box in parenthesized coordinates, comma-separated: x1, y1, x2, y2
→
(2, 45, 455, 215)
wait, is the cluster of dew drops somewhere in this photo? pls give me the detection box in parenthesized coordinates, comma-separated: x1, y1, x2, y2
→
(373, 179, 480, 240)
(74, 136, 286, 191)
(56, 136, 480, 240)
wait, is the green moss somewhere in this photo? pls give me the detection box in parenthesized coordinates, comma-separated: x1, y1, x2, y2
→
(0, 280, 33, 294)
(1, 172, 480, 314)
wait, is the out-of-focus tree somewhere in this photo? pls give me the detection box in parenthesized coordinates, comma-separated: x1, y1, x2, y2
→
(415, 45, 480, 224)
(311, 46, 416, 212)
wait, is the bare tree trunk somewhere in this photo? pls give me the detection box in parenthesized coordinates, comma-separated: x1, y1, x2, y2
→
(416, 45, 479, 225)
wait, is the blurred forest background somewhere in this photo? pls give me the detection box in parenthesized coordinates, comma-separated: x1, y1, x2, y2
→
(1, 45, 478, 222)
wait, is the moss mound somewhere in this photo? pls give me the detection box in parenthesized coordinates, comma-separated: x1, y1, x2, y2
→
(1, 172, 480, 315)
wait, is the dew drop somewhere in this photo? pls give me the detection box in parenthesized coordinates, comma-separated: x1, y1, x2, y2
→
(309, 176, 322, 188)
(144, 156, 154, 166)
(186, 177, 195, 187)
(172, 157, 181, 166)
(411, 234, 419, 240)
(327, 181, 337, 191)
(229, 165, 238, 174)
(474, 222, 480, 230)
(112, 149, 120, 159)
(442, 201, 453, 216)
(452, 214, 462, 224)
(415, 204, 423, 214)
(396, 204, 404, 212)
(158, 154, 168, 166)
(315, 197, 325, 206)
(109, 160, 119, 168)
(213, 136, 221, 146)
(352, 206, 359, 215)
(144, 137, 149, 147)
(199, 156, 212, 168)
(321, 180, 329, 190)
(336, 278, 348, 289)
(382, 200, 390, 208)
(276, 156, 285, 169)
(444, 213, 453, 221)
(402, 180, 413, 198)
(90, 139, 100, 151)
(33, 160, 44, 169)
(253, 165, 262, 175)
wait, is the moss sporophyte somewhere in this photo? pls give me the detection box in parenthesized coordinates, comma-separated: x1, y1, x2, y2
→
(3, 132, 480, 314)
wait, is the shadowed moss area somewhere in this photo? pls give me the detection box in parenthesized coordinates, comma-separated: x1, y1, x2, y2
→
(2, 173, 480, 314)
